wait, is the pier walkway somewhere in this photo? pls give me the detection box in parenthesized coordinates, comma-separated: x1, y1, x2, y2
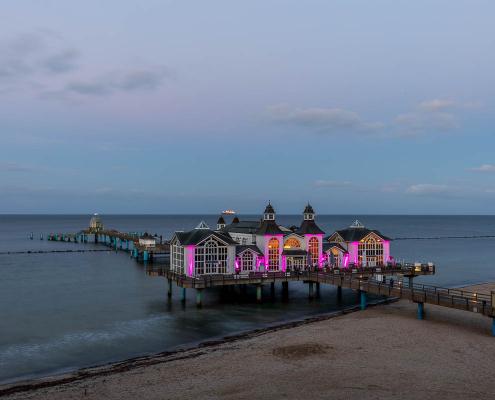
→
(148, 265, 495, 334)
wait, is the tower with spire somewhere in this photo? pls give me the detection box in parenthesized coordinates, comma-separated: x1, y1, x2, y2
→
(216, 215, 226, 230)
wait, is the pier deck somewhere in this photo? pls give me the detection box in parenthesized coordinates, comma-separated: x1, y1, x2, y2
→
(149, 267, 493, 318)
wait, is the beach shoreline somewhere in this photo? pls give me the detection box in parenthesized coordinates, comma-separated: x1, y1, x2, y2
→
(2, 283, 494, 400)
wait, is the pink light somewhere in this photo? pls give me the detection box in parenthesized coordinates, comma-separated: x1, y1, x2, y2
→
(186, 245, 195, 277)
(235, 258, 240, 271)
(343, 253, 349, 268)
(281, 255, 287, 272)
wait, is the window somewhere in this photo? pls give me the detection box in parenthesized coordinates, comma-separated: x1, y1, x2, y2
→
(194, 238, 228, 275)
(171, 240, 184, 273)
(284, 237, 301, 249)
(330, 249, 340, 267)
(268, 238, 279, 270)
(241, 251, 254, 271)
(309, 237, 319, 265)
(358, 236, 384, 266)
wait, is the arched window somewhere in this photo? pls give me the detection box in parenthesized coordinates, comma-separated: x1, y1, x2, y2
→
(268, 238, 279, 270)
(241, 251, 254, 271)
(195, 238, 228, 275)
(284, 237, 301, 249)
(358, 236, 384, 266)
(309, 237, 319, 265)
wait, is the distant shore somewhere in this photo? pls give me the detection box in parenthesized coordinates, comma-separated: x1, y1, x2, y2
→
(2, 284, 495, 400)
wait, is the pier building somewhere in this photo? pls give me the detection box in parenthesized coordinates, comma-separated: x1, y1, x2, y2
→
(171, 202, 328, 276)
(325, 220, 391, 267)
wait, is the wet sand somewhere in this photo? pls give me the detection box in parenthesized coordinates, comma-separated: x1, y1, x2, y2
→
(2, 287, 495, 400)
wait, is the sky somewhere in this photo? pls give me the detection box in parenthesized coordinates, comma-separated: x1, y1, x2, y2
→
(1, 0, 495, 214)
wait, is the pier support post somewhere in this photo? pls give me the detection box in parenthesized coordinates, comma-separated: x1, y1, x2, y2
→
(360, 290, 367, 310)
(337, 286, 343, 301)
(181, 287, 186, 303)
(196, 289, 203, 308)
(256, 285, 263, 303)
(126, 240, 129, 251)
(492, 318, 495, 337)
(143, 250, 149, 262)
(408, 277, 414, 288)
(417, 302, 425, 320)
(308, 282, 314, 299)
(167, 279, 173, 299)
(282, 281, 289, 299)
(270, 282, 275, 296)
(315, 282, 321, 298)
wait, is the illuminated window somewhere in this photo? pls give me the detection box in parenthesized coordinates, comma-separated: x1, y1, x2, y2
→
(309, 237, 319, 265)
(284, 237, 301, 249)
(241, 251, 254, 271)
(268, 238, 279, 270)
(195, 238, 228, 274)
(358, 236, 384, 266)
(330, 249, 340, 267)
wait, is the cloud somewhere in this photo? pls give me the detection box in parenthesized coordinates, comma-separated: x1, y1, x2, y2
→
(266, 104, 383, 135)
(405, 184, 457, 197)
(314, 180, 352, 188)
(394, 98, 462, 135)
(42, 49, 79, 73)
(418, 99, 456, 112)
(469, 164, 495, 173)
(0, 31, 78, 81)
(62, 67, 171, 97)
(0, 162, 35, 172)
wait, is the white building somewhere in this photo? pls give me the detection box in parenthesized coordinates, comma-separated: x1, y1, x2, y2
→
(139, 232, 157, 249)
(324, 220, 392, 267)
(170, 203, 325, 276)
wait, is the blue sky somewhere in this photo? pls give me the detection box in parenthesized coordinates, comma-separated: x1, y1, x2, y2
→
(1, 0, 494, 214)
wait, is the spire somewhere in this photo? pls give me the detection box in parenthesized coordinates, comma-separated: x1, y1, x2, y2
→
(263, 201, 276, 221)
(216, 215, 226, 230)
(303, 203, 315, 221)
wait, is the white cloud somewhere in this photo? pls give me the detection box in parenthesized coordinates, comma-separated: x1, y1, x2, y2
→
(418, 99, 456, 112)
(405, 184, 455, 196)
(314, 180, 352, 188)
(469, 164, 495, 173)
(267, 104, 383, 135)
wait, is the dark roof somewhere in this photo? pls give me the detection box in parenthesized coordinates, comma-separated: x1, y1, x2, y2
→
(325, 228, 391, 242)
(232, 216, 240, 223)
(175, 229, 237, 246)
(236, 245, 263, 255)
(217, 215, 225, 224)
(296, 220, 325, 235)
(264, 202, 275, 214)
(323, 242, 347, 253)
(222, 220, 260, 234)
(141, 232, 154, 239)
(282, 249, 308, 256)
(256, 220, 285, 235)
(303, 203, 315, 214)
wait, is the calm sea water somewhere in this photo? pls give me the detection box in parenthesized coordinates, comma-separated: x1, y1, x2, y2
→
(1, 215, 495, 384)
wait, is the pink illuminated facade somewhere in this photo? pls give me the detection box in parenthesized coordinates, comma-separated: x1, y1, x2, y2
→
(324, 220, 393, 267)
(170, 209, 394, 276)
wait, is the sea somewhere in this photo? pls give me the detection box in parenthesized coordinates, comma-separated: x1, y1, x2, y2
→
(1, 214, 494, 384)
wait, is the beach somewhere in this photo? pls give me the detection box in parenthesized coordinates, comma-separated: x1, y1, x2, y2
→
(2, 284, 495, 400)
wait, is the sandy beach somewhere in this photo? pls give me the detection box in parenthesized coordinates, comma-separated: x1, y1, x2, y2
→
(2, 286, 495, 400)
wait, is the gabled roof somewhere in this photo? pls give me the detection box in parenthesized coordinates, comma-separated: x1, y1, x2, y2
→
(256, 220, 285, 235)
(323, 242, 347, 253)
(324, 227, 391, 242)
(174, 229, 237, 246)
(296, 220, 325, 235)
(236, 245, 263, 255)
(222, 220, 260, 234)
(217, 215, 225, 224)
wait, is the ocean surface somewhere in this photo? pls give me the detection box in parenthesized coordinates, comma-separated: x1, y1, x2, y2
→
(1, 214, 495, 384)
